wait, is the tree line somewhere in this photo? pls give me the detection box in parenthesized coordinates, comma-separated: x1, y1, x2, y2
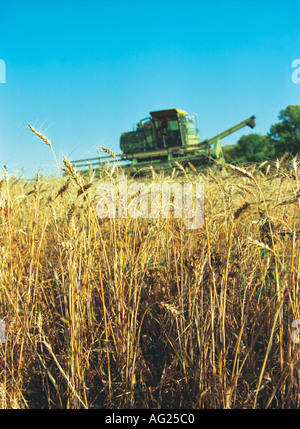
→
(222, 105, 300, 163)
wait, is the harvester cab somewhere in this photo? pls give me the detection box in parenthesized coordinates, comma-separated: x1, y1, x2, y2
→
(120, 109, 200, 155)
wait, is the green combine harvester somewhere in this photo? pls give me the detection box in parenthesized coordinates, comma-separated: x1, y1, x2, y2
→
(71, 109, 256, 173)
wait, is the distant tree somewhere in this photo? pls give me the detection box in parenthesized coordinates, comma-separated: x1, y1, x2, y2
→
(268, 105, 300, 156)
(222, 145, 236, 163)
(225, 134, 274, 163)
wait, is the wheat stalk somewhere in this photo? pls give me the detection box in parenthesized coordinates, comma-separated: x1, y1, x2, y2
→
(188, 162, 198, 174)
(88, 165, 95, 183)
(100, 146, 118, 161)
(77, 183, 92, 197)
(224, 163, 256, 182)
(28, 124, 61, 181)
(3, 166, 9, 186)
(257, 160, 269, 171)
(67, 203, 77, 231)
(62, 157, 85, 190)
(233, 202, 251, 220)
(175, 161, 188, 178)
(28, 124, 52, 147)
(292, 157, 299, 180)
(267, 173, 297, 181)
(56, 178, 71, 198)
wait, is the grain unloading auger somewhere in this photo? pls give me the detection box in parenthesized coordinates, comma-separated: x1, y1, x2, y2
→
(71, 109, 256, 173)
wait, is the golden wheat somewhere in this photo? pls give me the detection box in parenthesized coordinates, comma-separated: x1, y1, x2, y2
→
(28, 124, 52, 148)
(100, 145, 118, 160)
(0, 154, 299, 409)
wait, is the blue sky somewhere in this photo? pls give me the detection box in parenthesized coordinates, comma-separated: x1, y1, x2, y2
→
(0, 0, 300, 178)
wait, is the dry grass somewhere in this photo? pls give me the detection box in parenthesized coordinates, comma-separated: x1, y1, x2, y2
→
(0, 152, 300, 409)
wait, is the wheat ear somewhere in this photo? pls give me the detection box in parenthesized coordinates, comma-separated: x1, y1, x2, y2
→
(100, 146, 118, 160)
(28, 124, 61, 181)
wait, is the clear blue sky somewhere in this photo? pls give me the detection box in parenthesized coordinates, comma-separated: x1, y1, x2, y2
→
(1, 0, 300, 178)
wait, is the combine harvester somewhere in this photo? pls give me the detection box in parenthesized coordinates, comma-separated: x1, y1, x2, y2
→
(71, 109, 256, 173)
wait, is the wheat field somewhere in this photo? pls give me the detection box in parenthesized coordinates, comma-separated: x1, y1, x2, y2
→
(0, 134, 300, 408)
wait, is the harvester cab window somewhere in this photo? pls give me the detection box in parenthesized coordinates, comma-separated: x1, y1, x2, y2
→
(155, 118, 181, 149)
(179, 114, 199, 146)
(184, 114, 198, 135)
(167, 120, 179, 131)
